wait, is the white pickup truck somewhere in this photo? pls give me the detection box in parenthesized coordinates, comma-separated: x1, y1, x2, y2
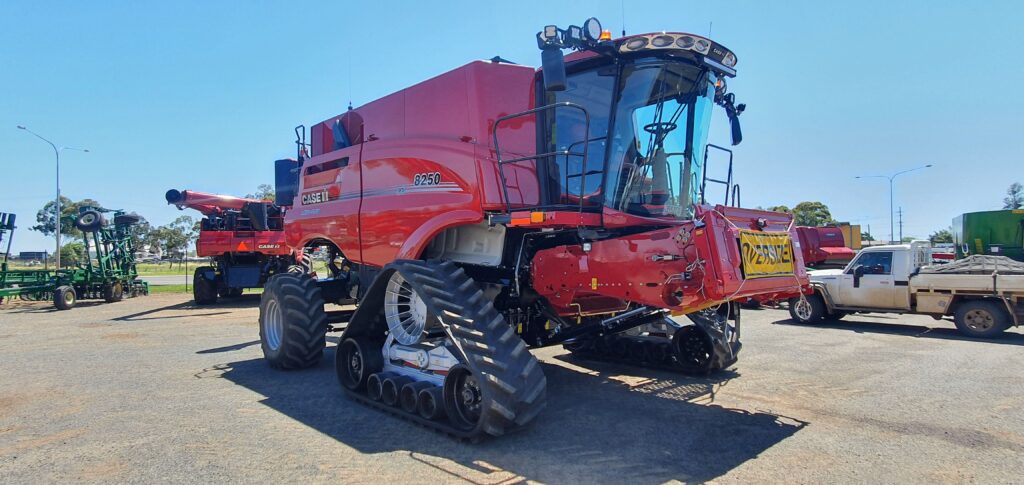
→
(788, 241, 1024, 338)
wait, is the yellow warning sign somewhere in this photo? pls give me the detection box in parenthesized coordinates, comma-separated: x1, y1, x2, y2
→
(738, 231, 796, 279)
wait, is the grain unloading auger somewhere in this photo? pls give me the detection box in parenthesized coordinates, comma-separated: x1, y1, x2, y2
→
(258, 18, 808, 439)
(165, 189, 296, 304)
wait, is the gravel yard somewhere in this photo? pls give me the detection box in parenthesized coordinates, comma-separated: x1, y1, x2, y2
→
(1, 294, 1022, 483)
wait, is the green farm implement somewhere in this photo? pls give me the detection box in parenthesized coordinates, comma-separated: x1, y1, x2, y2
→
(1, 208, 148, 310)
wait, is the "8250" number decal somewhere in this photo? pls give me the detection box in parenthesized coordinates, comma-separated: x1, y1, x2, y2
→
(413, 172, 442, 186)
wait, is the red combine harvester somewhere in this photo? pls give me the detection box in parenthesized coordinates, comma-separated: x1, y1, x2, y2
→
(260, 18, 808, 439)
(166, 189, 295, 304)
(796, 226, 855, 268)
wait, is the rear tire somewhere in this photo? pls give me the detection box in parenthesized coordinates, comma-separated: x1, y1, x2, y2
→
(953, 300, 1010, 338)
(789, 294, 826, 324)
(259, 273, 327, 369)
(54, 286, 76, 310)
(193, 267, 218, 305)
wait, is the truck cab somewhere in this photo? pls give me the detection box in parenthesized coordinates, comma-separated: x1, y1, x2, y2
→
(809, 241, 930, 311)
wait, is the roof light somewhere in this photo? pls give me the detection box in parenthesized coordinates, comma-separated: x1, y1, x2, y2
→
(599, 30, 612, 41)
(584, 17, 603, 41)
(722, 52, 737, 67)
(675, 36, 695, 49)
(694, 39, 710, 53)
(651, 35, 674, 48)
(625, 37, 648, 50)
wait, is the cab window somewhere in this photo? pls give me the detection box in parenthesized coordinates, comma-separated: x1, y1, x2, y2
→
(849, 251, 893, 275)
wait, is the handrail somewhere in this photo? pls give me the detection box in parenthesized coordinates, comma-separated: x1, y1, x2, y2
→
(492, 102, 592, 216)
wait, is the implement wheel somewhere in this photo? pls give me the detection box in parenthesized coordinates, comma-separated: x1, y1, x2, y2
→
(54, 286, 76, 310)
(259, 273, 327, 369)
(103, 282, 124, 303)
(788, 294, 826, 324)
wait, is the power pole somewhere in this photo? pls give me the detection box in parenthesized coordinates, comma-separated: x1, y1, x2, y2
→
(898, 207, 904, 242)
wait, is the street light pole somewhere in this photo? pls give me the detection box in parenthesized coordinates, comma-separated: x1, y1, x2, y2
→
(856, 164, 932, 244)
(17, 126, 89, 268)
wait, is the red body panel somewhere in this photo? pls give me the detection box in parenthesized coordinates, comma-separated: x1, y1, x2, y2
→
(795, 226, 855, 267)
(195, 231, 291, 258)
(531, 206, 808, 315)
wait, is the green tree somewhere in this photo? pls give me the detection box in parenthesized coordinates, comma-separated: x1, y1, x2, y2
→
(246, 184, 275, 201)
(901, 236, 917, 243)
(1004, 182, 1023, 209)
(929, 228, 953, 244)
(145, 215, 197, 259)
(59, 242, 86, 267)
(861, 231, 875, 242)
(31, 197, 104, 238)
(791, 201, 835, 226)
(765, 205, 791, 213)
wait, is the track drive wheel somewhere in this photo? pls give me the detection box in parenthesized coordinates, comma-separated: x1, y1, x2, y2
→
(54, 285, 76, 310)
(259, 273, 327, 369)
(192, 267, 218, 305)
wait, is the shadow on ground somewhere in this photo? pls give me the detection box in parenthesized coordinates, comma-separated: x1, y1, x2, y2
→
(772, 318, 1024, 346)
(217, 346, 806, 483)
(112, 295, 261, 321)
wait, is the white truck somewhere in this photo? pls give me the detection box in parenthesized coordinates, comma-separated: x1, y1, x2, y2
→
(788, 241, 1024, 338)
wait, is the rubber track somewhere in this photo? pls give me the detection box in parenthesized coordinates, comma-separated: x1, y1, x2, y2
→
(564, 332, 739, 376)
(260, 273, 328, 369)
(342, 260, 546, 440)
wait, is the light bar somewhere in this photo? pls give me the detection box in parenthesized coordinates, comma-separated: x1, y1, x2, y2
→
(617, 32, 738, 73)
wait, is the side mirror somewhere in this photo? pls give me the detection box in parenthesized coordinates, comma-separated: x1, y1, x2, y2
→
(274, 158, 301, 207)
(541, 45, 566, 91)
(852, 264, 864, 288)
(729, 113, 743, 146)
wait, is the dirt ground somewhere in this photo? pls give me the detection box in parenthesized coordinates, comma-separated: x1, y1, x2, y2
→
(1, 294, 1022, 484)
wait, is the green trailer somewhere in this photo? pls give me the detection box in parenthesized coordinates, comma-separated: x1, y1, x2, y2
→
(0, 208, 149, 310)
(953, 209, 1024, 262)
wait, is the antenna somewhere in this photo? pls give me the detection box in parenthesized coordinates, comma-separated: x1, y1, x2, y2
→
(708, 21, 713, 37)
(621, 0, 626, 36)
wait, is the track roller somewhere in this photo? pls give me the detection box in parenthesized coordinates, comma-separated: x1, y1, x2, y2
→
(381, 375, 413, 407)
(400, 381, 433, 414)
(417, 386, 445, 420)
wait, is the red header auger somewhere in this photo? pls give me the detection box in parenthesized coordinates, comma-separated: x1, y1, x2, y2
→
(256, 18, 808, 440)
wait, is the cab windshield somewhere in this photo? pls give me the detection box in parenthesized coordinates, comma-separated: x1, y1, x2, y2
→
(545, 60, 715, 219)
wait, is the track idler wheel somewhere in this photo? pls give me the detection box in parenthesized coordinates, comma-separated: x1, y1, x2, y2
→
(381, 375, 413, 407)
(671, 326, 715, 375)
(443, 364, 484, 432)
(366, 373, 391, 401)
(400, 381, 433, 414)
(336, 337, 383, 391)
(417, 386, 445, 421)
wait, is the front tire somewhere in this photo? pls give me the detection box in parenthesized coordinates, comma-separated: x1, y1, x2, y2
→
(193, 267, 218, 305)
(259, 273, 327, 369)
(103, 282, 124, 303)
(789, 294, 826, 324)
(953, 300, 1010, 338)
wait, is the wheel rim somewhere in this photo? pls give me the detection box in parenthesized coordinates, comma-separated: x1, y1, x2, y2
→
(964, 309, 994, 331)
(673, 327, 712, 369)
(384, 272, 428, 345)
(342, 340, 364, 388)
(63, 290, 75, 305)
(445, 366, 482, 430)
(264, 299, 284, 351)
(794, 299, 812, 321)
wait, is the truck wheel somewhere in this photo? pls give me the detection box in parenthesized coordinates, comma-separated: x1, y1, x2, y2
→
(788, 295, 826, 324)
(54, 286, 76, 310)
(193, 267, 218, 305)
(103, 282, 124, 303)
(259, 273, 327, 369)
(953, 300, 1010, 338)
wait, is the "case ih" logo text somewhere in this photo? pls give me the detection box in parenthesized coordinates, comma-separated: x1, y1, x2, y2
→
(302, 190, 330, 205)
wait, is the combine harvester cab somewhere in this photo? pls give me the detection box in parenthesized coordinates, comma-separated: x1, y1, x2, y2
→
(166, 189, 295, 304)
(261, 18, 808, 439)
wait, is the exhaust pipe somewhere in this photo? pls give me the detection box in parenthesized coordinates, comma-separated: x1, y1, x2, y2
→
(400, 381, 432, 414)
(381, 375, 413, 407)
(417, 386, 445, 420)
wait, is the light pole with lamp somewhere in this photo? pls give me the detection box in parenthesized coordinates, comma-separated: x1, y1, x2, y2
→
(855, 164, 932, 244)
(16, 126, 89, 269)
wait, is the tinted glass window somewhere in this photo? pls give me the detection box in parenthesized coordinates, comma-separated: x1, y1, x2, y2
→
(851, 251, 893, 275)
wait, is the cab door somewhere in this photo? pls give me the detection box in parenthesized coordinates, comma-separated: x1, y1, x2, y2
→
(838, 250, 896, 308)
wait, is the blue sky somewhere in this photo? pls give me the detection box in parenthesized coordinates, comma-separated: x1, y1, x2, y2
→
(2, 0, 1022, 253)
